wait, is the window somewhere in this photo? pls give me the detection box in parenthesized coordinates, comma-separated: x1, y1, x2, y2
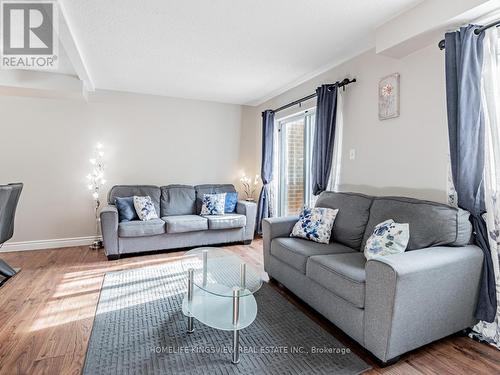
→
(276, 110, 315, 216)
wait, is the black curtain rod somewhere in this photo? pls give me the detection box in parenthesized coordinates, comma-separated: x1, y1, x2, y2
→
(438, 19, 500, 50)
(271, 78, 356, 113)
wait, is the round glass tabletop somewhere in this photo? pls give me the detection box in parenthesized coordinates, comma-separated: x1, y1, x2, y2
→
(181, 247, 263, 297)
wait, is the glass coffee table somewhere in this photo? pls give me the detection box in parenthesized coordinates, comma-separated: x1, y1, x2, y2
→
(181, 247, 263, 364)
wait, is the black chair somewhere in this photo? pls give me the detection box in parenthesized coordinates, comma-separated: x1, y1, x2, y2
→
(0, 183, 23, 282)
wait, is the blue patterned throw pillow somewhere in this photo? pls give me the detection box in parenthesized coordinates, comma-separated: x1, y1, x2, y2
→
(364, 219, 409, 260)
(115, 196, 139, 222)
(225, 192, 238, 213)
(291, 207, 339, 244)
(200, 193, 226, 215)
(133, 196, 158, 221)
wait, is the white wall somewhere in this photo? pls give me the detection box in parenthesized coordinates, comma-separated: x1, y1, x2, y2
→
(0, 90, 242, 244)
(240, 43, 450, 203)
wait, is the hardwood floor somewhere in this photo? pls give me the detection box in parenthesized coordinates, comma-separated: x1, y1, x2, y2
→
(0, 239, 498, 374)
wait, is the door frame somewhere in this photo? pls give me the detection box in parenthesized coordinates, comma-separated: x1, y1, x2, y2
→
(276, 109, 316, 216)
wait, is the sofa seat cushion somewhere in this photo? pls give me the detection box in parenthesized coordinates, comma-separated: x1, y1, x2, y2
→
(118, 218, 165, 238)
(206, 214, 246, 230)
(270, 238, 356, 274)
(307, 253, 366, 308)
(163, 215, 208, 234)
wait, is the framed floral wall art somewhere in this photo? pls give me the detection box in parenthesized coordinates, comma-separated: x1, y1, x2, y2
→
(379, 73, 400, 120)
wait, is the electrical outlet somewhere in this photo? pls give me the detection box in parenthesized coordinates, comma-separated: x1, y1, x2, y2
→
(349, 149, 356, 160)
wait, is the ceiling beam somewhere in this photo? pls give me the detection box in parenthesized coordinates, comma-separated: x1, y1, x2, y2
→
(57, 0, 95, 93)
(0, 70, 85, 100)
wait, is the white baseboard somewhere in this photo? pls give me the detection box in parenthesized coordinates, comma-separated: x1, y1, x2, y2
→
(0, 236, 98, 252)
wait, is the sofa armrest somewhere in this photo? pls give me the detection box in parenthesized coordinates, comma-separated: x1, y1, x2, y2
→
(365, 245, 483, 362)
(100, 205, 119, 257)
(262, 216, 299, 273)
(237, 200, 257, 242)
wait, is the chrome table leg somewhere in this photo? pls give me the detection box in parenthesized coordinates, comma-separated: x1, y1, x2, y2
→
(240, 263, 246, 289)
(232, 287, 241, 364)
(187, 268, 194, 333)
(202, 249, 208, 287)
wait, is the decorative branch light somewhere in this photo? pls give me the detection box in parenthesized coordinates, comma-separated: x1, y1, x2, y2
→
(240, 174, 260, 201)
(87, 143, 106, 250)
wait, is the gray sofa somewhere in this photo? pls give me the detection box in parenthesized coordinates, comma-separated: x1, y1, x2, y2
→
(101, 184, 256, 260)
(263, 191, 483, 364)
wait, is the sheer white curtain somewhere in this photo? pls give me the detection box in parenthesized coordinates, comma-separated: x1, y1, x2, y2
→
(327, 89, 343, 191)
(269, 118, 280, 217)
(473, 26, 500, 348)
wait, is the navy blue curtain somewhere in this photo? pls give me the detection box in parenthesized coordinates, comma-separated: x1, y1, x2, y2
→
(311, 84, 338, 195)
(256, 110, 275, 234)
(445, 25, 497, 322)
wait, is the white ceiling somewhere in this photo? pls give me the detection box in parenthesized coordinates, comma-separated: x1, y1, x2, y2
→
(60, 0, 423, 105)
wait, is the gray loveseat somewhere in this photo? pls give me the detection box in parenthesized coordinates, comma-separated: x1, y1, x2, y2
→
(263, 191, 483, 364)
(101, 184, 256, 260)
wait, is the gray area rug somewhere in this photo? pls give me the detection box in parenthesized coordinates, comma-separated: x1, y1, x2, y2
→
(83, 261, 371, 375)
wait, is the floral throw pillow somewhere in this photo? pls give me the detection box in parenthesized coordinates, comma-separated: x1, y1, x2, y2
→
(364, 219, 410, 260)
(290, 207, 339, 244)
(200, 193, 226, 215)
(133, 196, 158, 221)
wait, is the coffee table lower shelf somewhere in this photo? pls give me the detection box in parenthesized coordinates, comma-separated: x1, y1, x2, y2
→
(182, 283, 258, 364)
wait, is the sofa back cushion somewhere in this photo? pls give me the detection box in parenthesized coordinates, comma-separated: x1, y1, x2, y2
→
(314, 192, 374, 250)
(160, 185, 196, 216)
(195, 184, 236, 214)
(361, 196, 472, 251)
(108, 185, 161, 215)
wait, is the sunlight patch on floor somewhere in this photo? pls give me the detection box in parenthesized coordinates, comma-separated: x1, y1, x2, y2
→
(28, 258, 189, 332)
(28, 270, 102, 332)
(28, 295, 96, 332)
